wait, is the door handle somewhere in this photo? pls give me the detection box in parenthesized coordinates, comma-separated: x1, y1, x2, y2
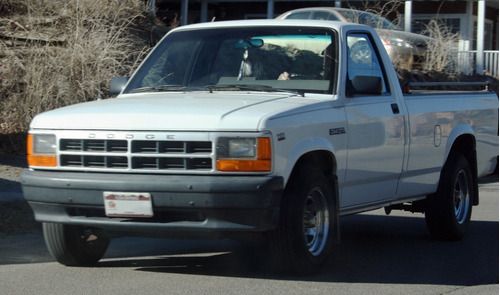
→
(391, 103, 400, 114)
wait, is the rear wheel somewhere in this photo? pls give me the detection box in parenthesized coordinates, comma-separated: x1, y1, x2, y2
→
(270, 163, 336, 275)
(43, 223, 110, 266)
(425, 154, 473, 241)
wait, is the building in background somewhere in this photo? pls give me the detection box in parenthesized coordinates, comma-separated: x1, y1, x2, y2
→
(152, 0, 498, 76)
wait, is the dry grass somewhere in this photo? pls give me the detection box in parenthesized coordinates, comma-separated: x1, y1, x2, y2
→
(0, 0, 151, 142)
(421, 19, 460, 74)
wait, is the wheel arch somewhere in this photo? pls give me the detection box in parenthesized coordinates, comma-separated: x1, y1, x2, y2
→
(443, 132, 479, 205)
(292, 151, 336, 179)
(284, 138, 338, 184)
(445, 124, 476, 160)
(269, 148, 341, 274)
(286, 148, 340, 243)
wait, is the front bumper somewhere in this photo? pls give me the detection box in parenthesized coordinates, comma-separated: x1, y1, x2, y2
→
(22, 170, 283, 239)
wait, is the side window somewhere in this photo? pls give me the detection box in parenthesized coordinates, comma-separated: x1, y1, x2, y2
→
(285, 12, 312, 19)
(346, 33, 388, 94)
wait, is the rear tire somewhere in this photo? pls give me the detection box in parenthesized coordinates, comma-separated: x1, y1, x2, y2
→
(425, 154, 473, 241)
(43, 223, 110, 266)
(269, 162, 336, 275)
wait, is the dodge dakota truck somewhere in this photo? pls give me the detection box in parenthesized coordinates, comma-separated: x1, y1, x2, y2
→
(22, 20, 498, 275)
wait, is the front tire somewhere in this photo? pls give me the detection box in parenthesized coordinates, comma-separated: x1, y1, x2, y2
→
(425, 154, 473, 241)
(269, 163, 337, 275)
(43, 223, 110, 266)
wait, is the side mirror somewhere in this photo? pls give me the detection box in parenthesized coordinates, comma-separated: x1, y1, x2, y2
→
(109, 77, 129, 96)
(346, 75, 383, 97)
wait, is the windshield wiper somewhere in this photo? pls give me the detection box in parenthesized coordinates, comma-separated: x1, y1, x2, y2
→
(129, 85, 188, 93)
(206, 84, 304, 97)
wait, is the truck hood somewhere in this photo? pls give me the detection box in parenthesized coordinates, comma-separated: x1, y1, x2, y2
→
(30, 91, 316, 131)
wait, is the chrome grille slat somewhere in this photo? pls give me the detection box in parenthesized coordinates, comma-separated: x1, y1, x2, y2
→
(59, 138, 213, 171)
(161, 141, 184, 153)
(60, 139, 83, 151)
(84, 140, 106, 152)
(108, 141, 128, 152)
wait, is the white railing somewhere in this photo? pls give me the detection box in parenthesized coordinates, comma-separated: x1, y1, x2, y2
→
(484, 50, 499, 77)
(452, 50, 499, 77)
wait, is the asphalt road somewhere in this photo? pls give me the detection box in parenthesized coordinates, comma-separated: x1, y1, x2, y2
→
(0, 175, 498, 295)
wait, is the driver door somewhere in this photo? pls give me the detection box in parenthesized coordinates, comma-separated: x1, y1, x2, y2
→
(340, 33, 406, 209)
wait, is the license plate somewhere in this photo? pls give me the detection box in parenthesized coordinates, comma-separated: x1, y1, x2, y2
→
(103, 192, 153, 218)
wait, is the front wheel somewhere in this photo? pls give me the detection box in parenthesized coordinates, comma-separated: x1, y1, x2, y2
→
(269, 163, 337, 275)
(425, 154, 474, 241)
(43, 223, 110, 266)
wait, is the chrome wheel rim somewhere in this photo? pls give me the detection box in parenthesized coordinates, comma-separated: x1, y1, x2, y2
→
(454, 170, 470, 224)
(303, 187, 330, 256)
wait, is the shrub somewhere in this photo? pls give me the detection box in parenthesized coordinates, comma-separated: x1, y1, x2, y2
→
(421, 19, 460, 73)
(0, 0, 151, 139)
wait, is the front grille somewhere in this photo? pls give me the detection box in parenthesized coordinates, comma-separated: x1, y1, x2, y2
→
(59, 137, 213, 172)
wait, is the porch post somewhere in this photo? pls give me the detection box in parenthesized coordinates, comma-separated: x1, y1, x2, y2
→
(267, 0, 275, 19)
(459, 0, 474, 75)
(476, 0, 485, 74)
(404, 0, 412, 32)
(201, 0, 208, 23)
(181, 0, 189, 26)
(465, 0, 473, 45)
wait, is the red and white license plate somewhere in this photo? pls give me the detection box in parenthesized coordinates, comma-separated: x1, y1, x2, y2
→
(103, 192, 153, 218)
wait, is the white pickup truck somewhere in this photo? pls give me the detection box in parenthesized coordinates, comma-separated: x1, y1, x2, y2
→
(22, 20, 498, 275)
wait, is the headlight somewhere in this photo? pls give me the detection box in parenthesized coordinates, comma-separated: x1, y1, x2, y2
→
(32, 134, 56, 154)
(382, 37, 413, 48)
(216, 137, 271, 172)
(225, 138, 257, 158)
(27, 134, 57, 167)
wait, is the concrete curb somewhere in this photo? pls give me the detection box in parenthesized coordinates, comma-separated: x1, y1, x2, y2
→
(447, 284, 499, 295)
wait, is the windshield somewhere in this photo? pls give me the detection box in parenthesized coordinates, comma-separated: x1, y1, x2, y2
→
(124, 26, 337, 94)
(337, 10, 400, 31)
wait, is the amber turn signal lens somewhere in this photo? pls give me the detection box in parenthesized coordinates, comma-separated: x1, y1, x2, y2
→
(27, 134, 34, 156)
(216, 159, 271, 172)
(257, 137, 271, 160)
(27, 155, 57, 167)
